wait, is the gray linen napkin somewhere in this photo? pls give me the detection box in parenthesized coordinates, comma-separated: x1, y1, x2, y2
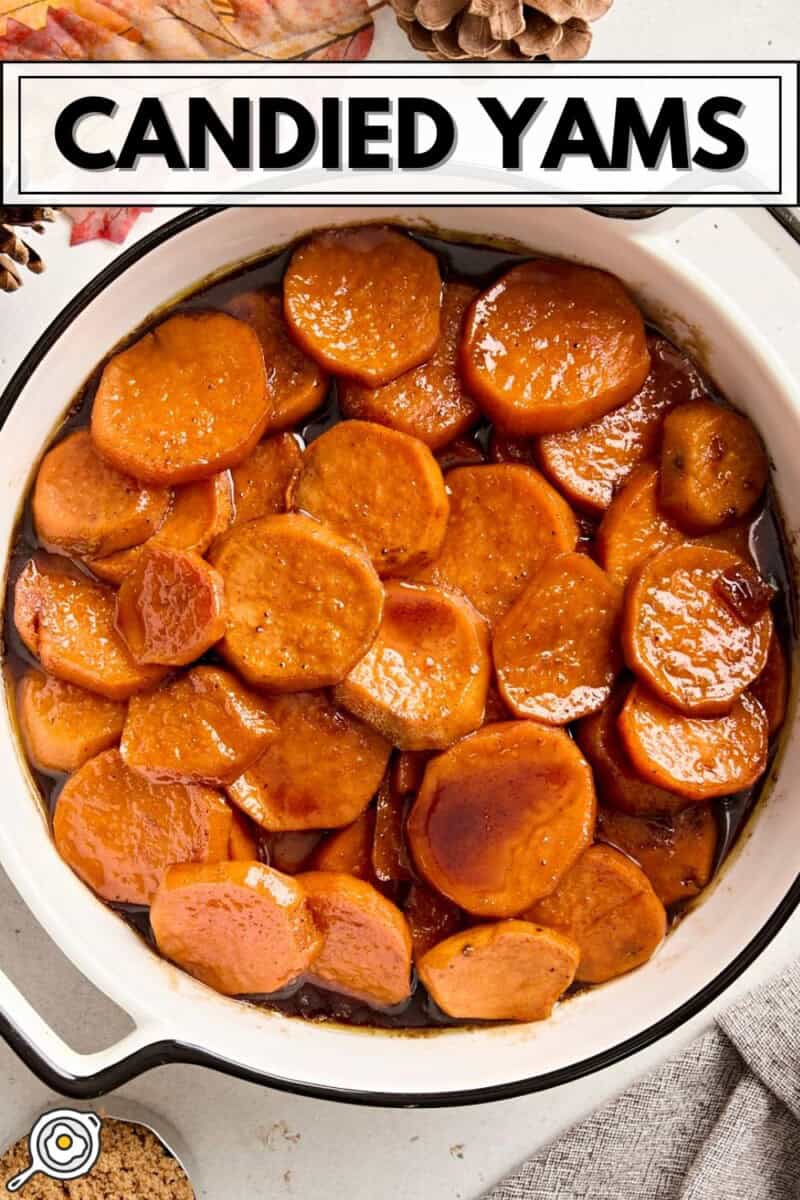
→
(485, 962, 800, 1200)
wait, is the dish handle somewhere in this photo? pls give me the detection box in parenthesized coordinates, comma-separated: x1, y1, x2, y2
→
(0, 966, 175, 1097)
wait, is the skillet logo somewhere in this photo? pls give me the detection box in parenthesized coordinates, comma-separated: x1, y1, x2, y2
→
(2, 62, 797, 205)
(5, 1110, 102, 1192)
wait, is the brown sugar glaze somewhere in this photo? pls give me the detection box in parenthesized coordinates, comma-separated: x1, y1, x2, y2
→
(3, 230, 795, 1030)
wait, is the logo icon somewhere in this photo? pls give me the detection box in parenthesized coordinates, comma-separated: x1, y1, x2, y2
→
(6, 1109, 102, 1192)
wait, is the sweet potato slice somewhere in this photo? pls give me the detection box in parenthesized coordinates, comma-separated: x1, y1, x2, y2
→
(538, 335, 707, 513)
(298, 871, 413, 1008)
(339, 282, 480, 450)
(14, 556, 166, 700)
(151, 861, 321, 996)
(210, 514, 383, 690)
(596, 803, 718, 907)
(407, 722, 596, 917)
(576, 691, 688, 816)
(312, 810, 376, 880)
(493, 553, 622, 724)
(392, 751, 431, 797)
(228, 691, 390, 830)
(618, 683, 769, 801)
(335, 582, 490, 750)
(416, 465, 578, 626)
(91, 312, 270, 484)
(228, 808, 262, 862)
(223, 289, 328, 430)
(372, 777, 413, 883)
(751, 632, 789, 736)
(460, 259, 650, 435)
(53, 749, 231, 905)
(284, 227, 442, 386)
(404, 883, 462, 960)
(121, 666, 276, 786)
(529, 845, 666, 983)
(230, 434, 302, 526)
(115, 547, 226, 666)
(33, 429, 170, 558)
(418, 921, 579, 1021)
(596, 464, 686, 587)
(624, 545, 772, 715)
(17, 667, 126, 773)
(89, 471, 233, 585)
(290, 421, 449, 578)
(267, 831, 323, 875)
(660, 401, 768, 532)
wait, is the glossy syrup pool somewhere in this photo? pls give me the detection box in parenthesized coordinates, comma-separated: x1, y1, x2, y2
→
(3, 230, 796, 1032)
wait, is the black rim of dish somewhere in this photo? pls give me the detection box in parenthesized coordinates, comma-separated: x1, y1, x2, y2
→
(1, 204, 798, 1107)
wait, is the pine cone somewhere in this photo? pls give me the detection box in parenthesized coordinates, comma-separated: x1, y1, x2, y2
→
(0, 207, 55, 294)
(392, 0, 611, 61)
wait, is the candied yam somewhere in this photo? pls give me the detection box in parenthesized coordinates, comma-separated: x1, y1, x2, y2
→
(335, 582, 490, 750)
(712, 561, 776, 626)
(392, 750, 431, 797)
(493, 552, 622, 724)
(538, 335, 707, 513)
(416, 465, 579, 626)
(529, 845, 666, 983)
(298, 871, 413, 1007)
(53, 749, 231, 905)
(618, 683, 769, 801)
(267, 831, 323, 875)
(115, 547, 226, 666)
(339, 282, 480, 450)
(17, 668, 126, 773)
(751, 632, 789, 736)
(121, 667, 276, 786)
(151, 861, 321, 996)
(596, 803, 718, 907)
(290, 421, 449, 578)
(228, 808, 262, 862)
(33, 429, 170, 558)
(13, 556, 166, 700)
(623, 545, 772, 715)
(660, 401, 768, 533)
(228, 691, 390, 831)
(91, 312, 270, 484)
(223, 289, 328, 430)
(576, 691, 688, 816)
(596, 463, 686, 587)
(284, 227, 442, 386)
(372, 777, 413, 884)
(407, 722, 596, 917)
(418, 921, 579, 1022)
(404, 883, 462, 960)
(230, 434, 302, 526)
(312, 810, 376, 880)
(210, 514, 383, 690)
(461, 260, 650, 435)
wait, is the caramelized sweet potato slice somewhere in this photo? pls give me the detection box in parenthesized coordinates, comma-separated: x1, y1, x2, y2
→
(290, 421, 449, 578)
(121, 666, 276, 786)
(596, 803, 718, 907)
(576, 691, 689, 816)
(418, 921, 579, 1021)
(33, 429, 170, 558)
(339, 282, 480, 450)
(223, 289, 328, 430)
(151, 861, 321, 996)
(538, 335, 707, 513)
(17, 668, 126, 773)
(415, 465, 578, 626)
(529, 845, 666, 983)
(115, 547, 226, 666)
(392, 750, 431, 797)
(751, 632, 789, 736)
(230, 433, 302, 526)
(493, 552, 622, 724)
(89, 471, 233, 585)
(404, 883, 462, 960)
(407, 722, 596, 917)
(312, 810, 376, 880)
(335, 582, 490, 750)
(91, 312, 270, 484)
(228, 691, 390, 831)
(461, 260, 650, 435)
(210, 514, 383, 690)
(266, 831, 323, 875)
(228, 808, 262, 862)
(372, 777, 413, 883)
(298, 871, 413, 1008)
(660, 401, 768, 532)
(624, 545, 772, 715)
(53, 749, 231, 904)
(14, 556, 166, 700)
(284, 227, 442, 386)
(618, 683, 769, 801)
